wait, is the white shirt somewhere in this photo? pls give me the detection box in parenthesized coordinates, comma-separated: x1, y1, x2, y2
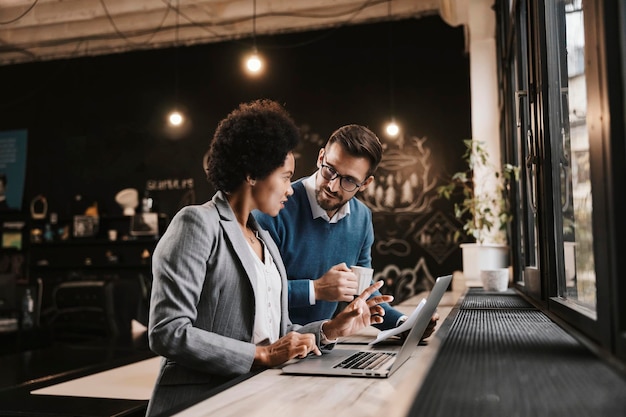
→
(303, 173, 351, 304)
(247, 237, 282, 345)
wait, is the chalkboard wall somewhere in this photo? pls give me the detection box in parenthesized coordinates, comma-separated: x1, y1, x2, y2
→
(0, 15, 470, 298)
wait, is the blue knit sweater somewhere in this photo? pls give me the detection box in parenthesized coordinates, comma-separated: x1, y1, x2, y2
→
(254, 177, 403, 330)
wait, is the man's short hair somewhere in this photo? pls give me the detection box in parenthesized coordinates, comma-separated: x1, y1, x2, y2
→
(326, 124, 383, 176)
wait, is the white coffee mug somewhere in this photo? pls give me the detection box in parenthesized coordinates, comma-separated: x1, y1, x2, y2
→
(480, 268, 509, 292)
(351, 265, 374, 294)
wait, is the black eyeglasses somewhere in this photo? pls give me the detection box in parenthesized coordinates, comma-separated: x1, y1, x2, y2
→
(319, 159, 365, 192)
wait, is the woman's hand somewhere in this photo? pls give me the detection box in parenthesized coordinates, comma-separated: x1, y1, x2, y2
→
(253, 332, 321, 368)
(321, 280, 393, 340)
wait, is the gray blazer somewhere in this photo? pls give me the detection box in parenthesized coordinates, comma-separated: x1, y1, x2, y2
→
(146, 191, 324, 416)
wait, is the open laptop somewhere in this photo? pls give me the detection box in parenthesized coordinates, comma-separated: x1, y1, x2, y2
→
(281, 274, 452, 378)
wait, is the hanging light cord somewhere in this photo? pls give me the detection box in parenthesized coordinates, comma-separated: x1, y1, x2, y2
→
(174, 0, 180, 104)
(252, 0, 258, 51)
(387, 0, 395, 118)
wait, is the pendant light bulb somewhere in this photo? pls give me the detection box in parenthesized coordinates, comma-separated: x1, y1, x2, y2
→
(246, 52, 263, 73)
(168, 110, 184, 127)
(385, 120, 400, 137)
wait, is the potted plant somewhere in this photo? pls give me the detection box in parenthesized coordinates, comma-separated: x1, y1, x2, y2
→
(437, 139, 519, 280)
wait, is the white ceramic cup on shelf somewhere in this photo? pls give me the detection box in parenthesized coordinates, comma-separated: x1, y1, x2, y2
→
(480, 268, 510, 292)
(351, 266, 374, 295)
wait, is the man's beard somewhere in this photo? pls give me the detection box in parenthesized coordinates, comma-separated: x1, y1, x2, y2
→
(315, 186, 346, 212)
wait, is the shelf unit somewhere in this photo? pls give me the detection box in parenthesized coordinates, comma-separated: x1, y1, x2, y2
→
(26, 215, 164, 318)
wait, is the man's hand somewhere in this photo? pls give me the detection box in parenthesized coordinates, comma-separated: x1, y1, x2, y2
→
(321, 280, 393, 340)
(313, 263, 358, 302)
(421, 313, 440, 341)
(397, 313, 440, 342)
(253, 332, 320, 368)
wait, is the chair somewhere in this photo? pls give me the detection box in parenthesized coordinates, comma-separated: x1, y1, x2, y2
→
(49, 280, 118, 342)
(0, 273, 17, 318)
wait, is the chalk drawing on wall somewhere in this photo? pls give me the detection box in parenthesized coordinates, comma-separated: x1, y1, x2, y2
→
(360, 136, 438, 214)
(373, 211, 458, 265)
(415, 211, 459, 264)
(374, 258, 436, 303)
(362, 135, 445, 259)
(375, 235, 412, 258)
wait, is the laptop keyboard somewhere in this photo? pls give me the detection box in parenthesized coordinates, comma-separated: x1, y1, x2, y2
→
(334, 351, 397, 370)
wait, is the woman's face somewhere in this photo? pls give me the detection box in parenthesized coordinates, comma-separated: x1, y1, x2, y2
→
(253, 152, 295, 216)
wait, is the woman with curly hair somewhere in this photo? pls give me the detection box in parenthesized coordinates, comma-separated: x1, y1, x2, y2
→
(146, 99, 392, 416)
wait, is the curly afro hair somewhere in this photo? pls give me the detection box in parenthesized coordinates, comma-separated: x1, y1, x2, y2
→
(206, 99, 300, 193)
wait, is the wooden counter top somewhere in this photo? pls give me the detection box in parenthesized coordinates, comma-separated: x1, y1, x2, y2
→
(172, 272, 466, 417)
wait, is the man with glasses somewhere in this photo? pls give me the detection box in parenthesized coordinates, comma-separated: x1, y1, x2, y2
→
(255, 124, 435, 335)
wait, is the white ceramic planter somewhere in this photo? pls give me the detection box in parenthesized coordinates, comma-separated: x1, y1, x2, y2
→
(460, 243, 509, 280)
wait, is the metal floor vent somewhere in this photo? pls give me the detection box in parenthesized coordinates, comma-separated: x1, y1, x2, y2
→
(408, 294, 626, 417)
(462, 289, 535, 310)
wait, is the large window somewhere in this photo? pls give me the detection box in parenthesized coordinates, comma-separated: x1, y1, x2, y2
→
(497, 0, 625, 360)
